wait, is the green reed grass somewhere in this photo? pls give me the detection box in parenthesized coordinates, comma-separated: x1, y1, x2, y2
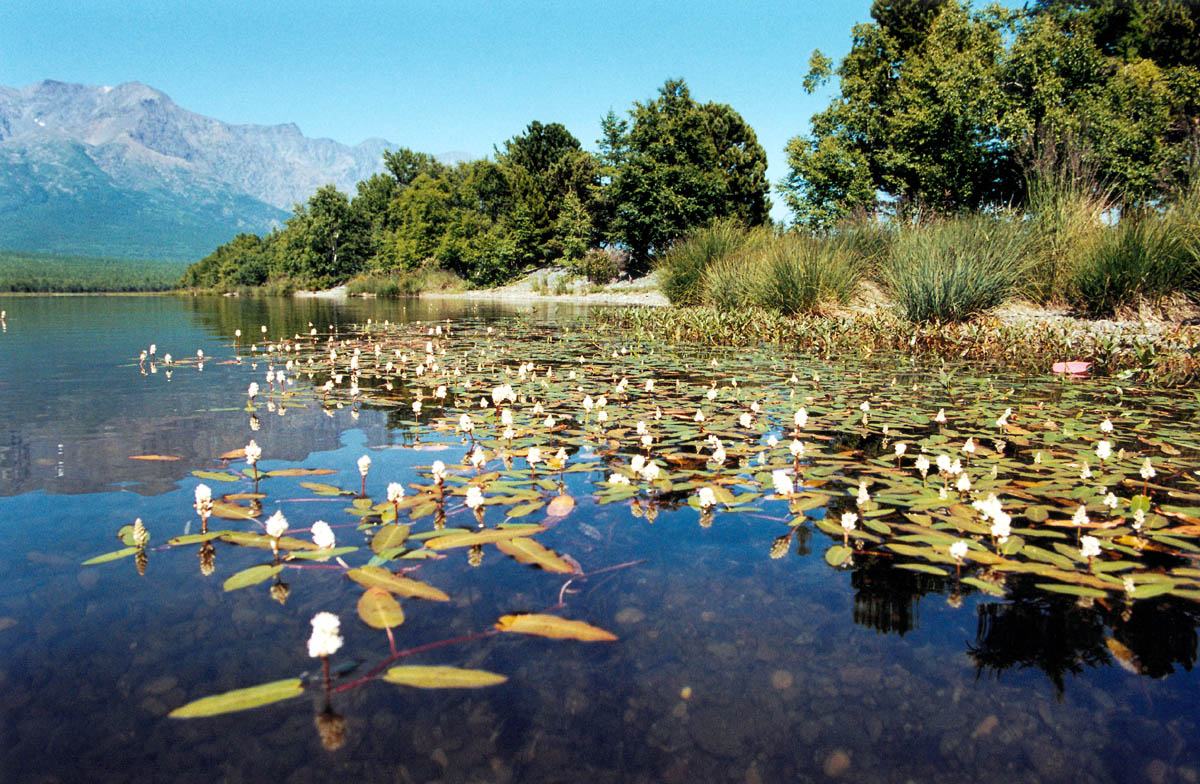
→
(658, 219, 752, 306)
(884, 215, 1034, 324)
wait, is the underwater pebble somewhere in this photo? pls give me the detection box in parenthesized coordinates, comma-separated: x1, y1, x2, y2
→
(615, 607, 646, 624)
(971, 714, 999, 739)
(1146, 759, 1169, 784)
(142, 675, 178, 695)
(770, 670, 793, 690)
(0, 617, 16, 632)
(76, 570, 99, 590)
(823, 749, 851, 777)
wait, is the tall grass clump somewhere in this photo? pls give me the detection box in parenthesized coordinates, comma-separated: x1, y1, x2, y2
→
(754, 234, 865, 315)
(698, 226, 774, 311)
(347, 266, 465, 297)
(884, 215, 1034, 323)
(1024, 165, 1111, 303)
(658, 219, 752, 306)
(1070, 210, 1196, 317)
(832, 211, 895, 276)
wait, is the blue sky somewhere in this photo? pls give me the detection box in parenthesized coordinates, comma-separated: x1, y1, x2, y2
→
(3, 0, 886, 218)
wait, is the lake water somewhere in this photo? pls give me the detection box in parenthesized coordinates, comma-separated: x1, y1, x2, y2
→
(0, 294, 1198, 783)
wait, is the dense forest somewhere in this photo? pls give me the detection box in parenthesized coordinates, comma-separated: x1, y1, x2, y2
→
(0, 250, 186, 292)
(182, 0, 1199, 294)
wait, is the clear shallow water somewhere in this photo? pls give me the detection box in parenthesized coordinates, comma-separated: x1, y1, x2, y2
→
(0, 295, 1197, 783)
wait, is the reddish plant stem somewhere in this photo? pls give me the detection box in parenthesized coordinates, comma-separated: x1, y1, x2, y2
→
(332, 629, 500, 693)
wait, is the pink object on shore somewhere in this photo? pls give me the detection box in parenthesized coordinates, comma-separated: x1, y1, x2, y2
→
(1051, 361, 1092, 375)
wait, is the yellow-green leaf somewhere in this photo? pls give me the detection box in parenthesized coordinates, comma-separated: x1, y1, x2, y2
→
(346, 566, 449, 601)
(495, 538, 576, 573)
(192, 470, 240, 482)
(223, 564, 282, 591)
(382, 665, 507, 689)
(371, 524, 411, 554)
(357, 586, 404, 629)
(495, 613, 617, 641)
(168, 678, 304, 718)
(267, 468, 338, 477)
(81, 547, 139, 565)
(425, 526, 547, 550)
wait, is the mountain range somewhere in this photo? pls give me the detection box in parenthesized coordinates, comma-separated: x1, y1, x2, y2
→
(0, 80, 457, 261)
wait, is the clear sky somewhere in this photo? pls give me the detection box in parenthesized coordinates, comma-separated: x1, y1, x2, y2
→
(2, 0, 884, 219)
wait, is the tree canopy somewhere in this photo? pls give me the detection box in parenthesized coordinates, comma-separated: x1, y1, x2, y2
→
(783, 0, 1200, 228)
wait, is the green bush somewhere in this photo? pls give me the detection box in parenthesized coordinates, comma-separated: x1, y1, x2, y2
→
(884, 215, 1034, 323)
(658, 219, 750, 306)
(578, 249, 619, 284)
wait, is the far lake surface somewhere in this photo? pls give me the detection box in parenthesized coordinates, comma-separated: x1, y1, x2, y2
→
(0, 294, 1198, 783)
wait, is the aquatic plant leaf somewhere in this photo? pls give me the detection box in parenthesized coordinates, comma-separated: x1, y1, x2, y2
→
(425, 527, 547, 550)
(288, 546, 358, 560)
(168, 678, 304, 718)
(546, 494, 575, 517)
(220, 532, 315, 550)
(1129, 582, 1175, 599)
(824, 545, 852, 566)
(895, 563, 946, 576)
(1035, 582, 1108, 598)
(191, 470, 239, 482)
(266, 468, 339, 477)
(211, 500, 256, 520)
(222, 564, 282, 591)
(218, 448, 246, 460)
(495, 613, 617, 641)
(345, 566, 450, 601)
(506, 501, 547, 518)
(495, 537, 577, 573)
(168, 531, 234, 546)
(299, 482, 351, 496)
(81, 547, 139, 565)
(371, 524, 411, 554)
(382, 666, 507, 689)
(961, 577, 1006, 596)
(129, 454, 180, 461)
(357, 586, 404, 629)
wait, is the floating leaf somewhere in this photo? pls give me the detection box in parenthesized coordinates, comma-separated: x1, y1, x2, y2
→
(130, 454, 179, 461)
(211, 500, 256, 520)
(168, 531, 233, 546)
(222, 564, 282, 591)
(495, 538, 576, 573)
(266, 468, 338, 477)
(357, 586, 404, 629)
(300, 482, 350, 496)
(371, 524, 411, 554)
(191, 470, 240, 482)
(168, 679, 304, 718)
(495, 613, 617, 641)
(218, 447, 246, 461)
(220, 531, 314, 550)
(346, 566, 450, 601)
(288, 546, 358, 560)
(81, 547, 139, 565)
(506, 501, 546, 518)
(383, 665, 507, 689)
(425, 527, 547, 550)
(546, 494, 575, 517)
(825, 545, 852, 566)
